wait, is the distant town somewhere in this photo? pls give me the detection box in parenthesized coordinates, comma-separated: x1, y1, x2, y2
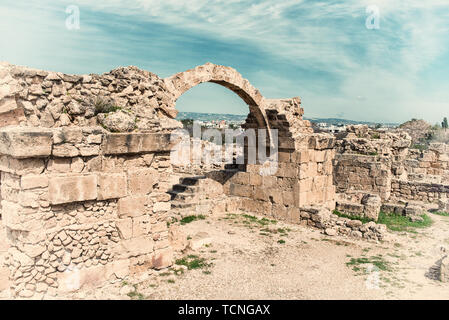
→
(176, 111, 399, 133)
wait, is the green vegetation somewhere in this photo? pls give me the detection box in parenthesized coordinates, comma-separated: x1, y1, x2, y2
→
(411, 144, 428, 151)
(180, 215, 206, 225)
(333, 210, 374, 224)
(180, 118, 194, 128)
(175, 255, 212, 270)
(442, 117, 448, 130)
(377, 212, 432, 233)
(277, 239, 286, 244)
(94, 97, 122, 115)
(346, 255, 391, 272)
(433, 211, 449, 217)
(241, 214, 277, 226)
(127, 284, 146, 300)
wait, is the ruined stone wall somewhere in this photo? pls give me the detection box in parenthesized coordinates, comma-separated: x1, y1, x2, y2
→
(333, 125, 449, 213)
(0, 62, 342, 298)
(333, 154, 392, 201)
(404, 143, 449, 184)
(0, 127, 177, 298)
(390, 179, 449, 203)
(0, 62, 180, 132)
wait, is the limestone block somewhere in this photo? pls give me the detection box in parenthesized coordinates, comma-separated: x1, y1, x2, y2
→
(116, 218, 133, 240)
(0, 96, 18, 114)
(132, 215, 151, 237)
(52, 144, 79, 157)
(188, 232, 212, 250)
(249, 173, 262, 186)
(152, 248, 173, 270)
(229, 183, 253, 198)
(97, 173, 127, 200)
(253, 186, 269, 202)
(0, 127, 52, 158)
(277, 162, 298, 178)
(278, 151, 291, 162)
(230, 171, 250, 185)
(48, 175, 98, 205)
(0, 108, 26, 127)
(361, 194, 381, 220)
(153, 202, 171, 212)
(120, 236, 155, 258)
(103, 133, 172, 154)
(47, 158, 71, 172)
(272, 204, 289, 220)
(21, 175, 49, 190)
(128, 169, 158, 195)
(117, 196, 146, 218)
(299, 178, 313, 193)
(298, 192, 309, 207)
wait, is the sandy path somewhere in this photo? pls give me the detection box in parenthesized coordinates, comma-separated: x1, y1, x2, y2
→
(66, 211, 449, 300)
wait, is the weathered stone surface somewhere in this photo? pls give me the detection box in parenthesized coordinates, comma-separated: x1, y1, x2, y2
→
(0, 127, 52, 158)
(188, 232, 212, 250)
(97, 173, 127, 200)
(98, 111, 136, 133)
(128, 169, 158, 195)
(21, 175, 49, 189)
(103, 133, 172, 154)
(117, 196, 146, 218)
(48, 175, 98, 204)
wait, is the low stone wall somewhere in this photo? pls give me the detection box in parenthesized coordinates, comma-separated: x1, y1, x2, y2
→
(333, 154, 392, 201)
(390, 179, 449, 203)
(405, 143, 449, 184)
(226, 198, 386, 241)
(333, 126, 449, 214)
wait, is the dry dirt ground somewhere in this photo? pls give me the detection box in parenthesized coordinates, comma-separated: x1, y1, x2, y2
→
(52, 211, 449, 300)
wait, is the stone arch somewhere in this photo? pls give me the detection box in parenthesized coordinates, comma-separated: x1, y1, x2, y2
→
(164, 63, 270, 130)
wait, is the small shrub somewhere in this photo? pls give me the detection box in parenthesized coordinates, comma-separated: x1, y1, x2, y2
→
(94, 97, 122, 115)
(180, 215, 206, 225)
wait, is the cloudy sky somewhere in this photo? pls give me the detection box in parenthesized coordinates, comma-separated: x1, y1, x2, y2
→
(1, 0, 448, 124)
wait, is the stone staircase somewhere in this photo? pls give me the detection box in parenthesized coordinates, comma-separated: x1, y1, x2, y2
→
(168, 164, 243, 219)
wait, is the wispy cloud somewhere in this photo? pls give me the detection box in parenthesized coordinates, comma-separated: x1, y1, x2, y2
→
(1, 0, 449, 123)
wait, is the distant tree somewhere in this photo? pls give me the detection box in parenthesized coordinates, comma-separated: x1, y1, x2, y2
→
(375, 123, 382, 129)
(180, 119, 194, 128)
(442, 117, 448, 131)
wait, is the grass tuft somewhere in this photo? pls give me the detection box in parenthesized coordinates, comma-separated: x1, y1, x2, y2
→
(175, 255, 211, 270)
(377, 212, 432, 233)
(433, 211, 449, 217)
(346, 255, 391, 272)
(180, 215, 206, 225)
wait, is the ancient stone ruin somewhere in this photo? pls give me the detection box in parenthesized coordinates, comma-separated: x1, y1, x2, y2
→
(1, 62, 448, 298)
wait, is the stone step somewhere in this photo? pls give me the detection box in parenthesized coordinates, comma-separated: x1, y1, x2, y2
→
(179, 176, 206, 186)
(173, 184, 199, 194)
(170, 201, 196, 209)
(168, 190, 196, 201)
